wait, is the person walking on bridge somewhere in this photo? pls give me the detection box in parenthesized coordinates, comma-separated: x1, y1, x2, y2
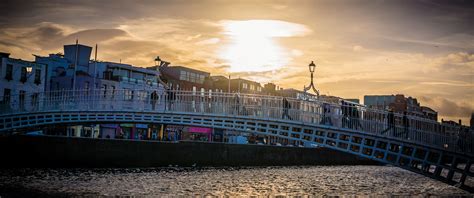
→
(282, 97, 292, 120)
(400, 111, 410, 139)
(232, 93, 241, 115)
(320, 103, 332, 126)
(151, 91, 158, 110)
(381, 108, 395, 135)
(166, 88, 176, 111)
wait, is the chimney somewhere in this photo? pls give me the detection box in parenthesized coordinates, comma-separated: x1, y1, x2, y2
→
(459, 119, 462, 125)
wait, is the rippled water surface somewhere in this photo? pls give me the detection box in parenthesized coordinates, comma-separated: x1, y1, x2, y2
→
(0, 166, 471, 197)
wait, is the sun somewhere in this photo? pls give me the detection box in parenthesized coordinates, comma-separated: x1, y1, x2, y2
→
(219, 20, 309, 73)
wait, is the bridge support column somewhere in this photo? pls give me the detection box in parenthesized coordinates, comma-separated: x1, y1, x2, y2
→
(433, 152, 444, 178)
(446, 156, 458, 181)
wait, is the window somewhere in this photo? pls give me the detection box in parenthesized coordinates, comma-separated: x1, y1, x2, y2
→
(34, 69, 41, 85)
(19, 90, 25, 110)
(3, 89, 11, 104)
(31, 93, 39, 108)
(20, 67, 27, 83)
(257, 86, 262, 92)
(242, 83, 248, 89)
(180, 71, 187, 81)
(124, 89, 133, 100)
(199, 75, 205, 84)
(190, 72, 196, 83)
(250, 84, 255, 90)
(5, 64, 12, 81)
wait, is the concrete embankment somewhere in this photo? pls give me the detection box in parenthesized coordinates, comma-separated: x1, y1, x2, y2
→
(0, 135, 378, 168)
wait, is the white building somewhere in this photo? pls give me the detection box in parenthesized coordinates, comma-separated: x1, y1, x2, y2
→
(0, 52, 46, 112)
(34, 43, 167, 138)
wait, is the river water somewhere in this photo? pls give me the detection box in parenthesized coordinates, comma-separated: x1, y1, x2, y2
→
(0, 166, 471, 197)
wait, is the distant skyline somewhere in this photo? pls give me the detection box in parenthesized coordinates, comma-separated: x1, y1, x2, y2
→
(0, 0, 473, 124)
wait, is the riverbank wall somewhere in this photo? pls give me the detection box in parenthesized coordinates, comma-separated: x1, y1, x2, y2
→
(0, 135, 378, 168)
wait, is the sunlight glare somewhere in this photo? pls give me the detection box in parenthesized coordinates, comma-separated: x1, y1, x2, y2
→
(219, 20, 309, 72)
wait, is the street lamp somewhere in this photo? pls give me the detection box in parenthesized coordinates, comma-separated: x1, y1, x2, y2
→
(303, 60, 320, 99)
(154, 56, 161, 66)
(154, 55, 171, 90)
(308, 61, 315, 72)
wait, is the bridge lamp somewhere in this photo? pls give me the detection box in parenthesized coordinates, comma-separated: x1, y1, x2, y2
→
(308, 61, 315, 73)
(303, 60, 320, 99)
(154, 56, 161, 66)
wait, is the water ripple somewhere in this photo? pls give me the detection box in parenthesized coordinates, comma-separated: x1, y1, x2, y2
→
(0, 166, 470, 197)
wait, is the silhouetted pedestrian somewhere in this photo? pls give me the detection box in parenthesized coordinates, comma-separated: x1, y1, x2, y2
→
(320, 103, 332, 125)
(341, 101, 350, 128)
(282, 97, 292, 120)
(457, 127, 466, 152)
(166, 88, 176, 110)
(233, 93, 240, 114)
(151, 91, 158, 110)
(381, 109, 395, 135)
(401, 111, 409, 139)
(353, 105, 364, 130)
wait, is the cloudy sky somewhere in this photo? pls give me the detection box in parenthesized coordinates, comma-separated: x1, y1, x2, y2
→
(1, 0, 473, 124)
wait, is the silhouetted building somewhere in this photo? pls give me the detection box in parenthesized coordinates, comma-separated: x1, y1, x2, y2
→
(364, 94, 436, 121)
(344, 98, 360, 104)
(210, 75, 230, 93)
(320, 95, 342, 104)
(263, 83, 277, 95)
(229, 78, 262, 94)
(421, 106, 438, 121)
(158, 66, 211, 91)
(277, 88, 319, 101)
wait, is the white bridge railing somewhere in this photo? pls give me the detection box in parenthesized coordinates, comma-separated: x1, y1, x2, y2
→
(0, 89, 472, 155)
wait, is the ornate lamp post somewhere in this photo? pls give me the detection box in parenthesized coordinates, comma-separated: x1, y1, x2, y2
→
(154, 55, 170, 89)
(303, 60, 320, 99)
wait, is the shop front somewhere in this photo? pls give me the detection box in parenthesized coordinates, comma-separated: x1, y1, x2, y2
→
(100, 124, 118, 139)
(164, 125, 182, 141)
(186, 127, 212, 142)
(119, 123, 134, 139)
(135, 124, 148, 140)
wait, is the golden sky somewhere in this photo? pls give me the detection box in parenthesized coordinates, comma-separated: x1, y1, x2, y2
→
(0, 0, 473, 124)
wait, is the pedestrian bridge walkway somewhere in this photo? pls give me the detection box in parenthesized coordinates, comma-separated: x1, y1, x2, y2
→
(0, 89, 472, 191)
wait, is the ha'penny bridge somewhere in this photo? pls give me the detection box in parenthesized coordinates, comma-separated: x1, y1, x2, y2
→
(0, 89, 473, 191)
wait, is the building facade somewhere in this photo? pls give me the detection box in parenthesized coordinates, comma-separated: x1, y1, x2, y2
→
(0, 52, 46, 112)
(229, 78, 262, 94)
(157, 66, 211, 92)
(364, 94, 437, 121)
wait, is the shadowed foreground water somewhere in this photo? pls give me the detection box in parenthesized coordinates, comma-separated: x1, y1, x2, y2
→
(0, 166, 471, 197)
